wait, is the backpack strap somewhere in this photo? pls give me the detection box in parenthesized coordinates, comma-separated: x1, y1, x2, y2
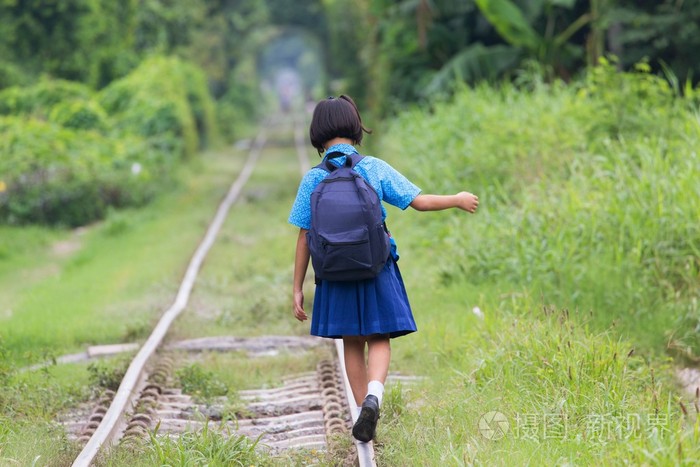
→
(315, 152, 364, 173)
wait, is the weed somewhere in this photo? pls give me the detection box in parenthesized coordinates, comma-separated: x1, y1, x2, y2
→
(121, 320, 151, 342)
(87, 358, 130, 392)
(176, 363, 229, 404)
(0, 337, 13, 387)
(145, 422, 262, 465)
(101, 209, 132, 237)
(382, 383, 406, 422)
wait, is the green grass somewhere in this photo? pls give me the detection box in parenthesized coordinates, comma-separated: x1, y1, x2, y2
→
(377, 285, 700, 464)
(371, 66, 700, 464)
(0, 145, 249, 464)
(0, 148, 246, 364)
(0, 361, 93, 465)
(0, 116, 340, 466)
(169, 125, 316, 341)
(380, 65, 699, 357)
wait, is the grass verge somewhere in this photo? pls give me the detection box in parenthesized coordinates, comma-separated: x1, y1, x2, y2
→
(0, 146, 247, 464)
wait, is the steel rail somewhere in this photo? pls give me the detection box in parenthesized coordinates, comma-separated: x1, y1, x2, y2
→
(293, 115, 377, 467)
(334, 340, 377, 467)
(72, 130, 268, 466)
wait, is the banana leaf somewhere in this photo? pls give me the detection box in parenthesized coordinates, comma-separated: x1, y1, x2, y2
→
(423, 43, 521, 96)
(475, 0, 540, 51)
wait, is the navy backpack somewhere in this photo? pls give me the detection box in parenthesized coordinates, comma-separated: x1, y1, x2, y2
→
(307, 152, 391, 282)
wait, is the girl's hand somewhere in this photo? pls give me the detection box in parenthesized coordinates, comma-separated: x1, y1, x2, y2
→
(293, 290, 307, 321)
(456, 191, 479, 213)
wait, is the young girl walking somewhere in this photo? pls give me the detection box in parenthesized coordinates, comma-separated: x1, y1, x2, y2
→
(288, 95, 479, 442)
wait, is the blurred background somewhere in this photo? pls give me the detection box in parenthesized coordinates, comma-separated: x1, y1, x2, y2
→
(1, 0, 699, 228)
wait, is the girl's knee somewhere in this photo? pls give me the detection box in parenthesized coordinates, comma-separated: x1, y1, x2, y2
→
(343, 335, 366, 346)
(367, 333, 390, 344)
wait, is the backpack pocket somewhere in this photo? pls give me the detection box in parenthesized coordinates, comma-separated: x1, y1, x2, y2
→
(320, 225, 374, 277)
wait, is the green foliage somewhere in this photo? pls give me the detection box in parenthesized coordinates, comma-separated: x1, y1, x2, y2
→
(0, 364, 89, 464)
(341, 0, 700, 114)
(474, 0, 591, 81)
(176, 364, 229, 404)
(0, 56, 218, 226)
(99, 56, 217, 158)
(133, 0, 206, 53)
(0, 62, 26, 89)
(381, 65, 700, 354)
(180, 61, 220, 149)
(48, 99, 110, 131)
(0, 116, 156, 226)
(0, 0, 269, 122)
(0, 0, 140, 87)
(610, 1, 700, 83)
(2, 364, 90, 420)
(87, 359, 130, 392)
(579, 57, 679, 138)
(0, 79, 92, 118)
(378, 303, 700, 464)
(145, 423, 261, 465)
(0, 337, 12, 391)
(475, 0, 540, 51)
(424, 43, 521, 97)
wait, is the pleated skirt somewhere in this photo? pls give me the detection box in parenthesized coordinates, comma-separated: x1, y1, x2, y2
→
(310, 258, 417, 339)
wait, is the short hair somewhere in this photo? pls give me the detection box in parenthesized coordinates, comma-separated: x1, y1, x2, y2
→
(309, 95, 372, 153)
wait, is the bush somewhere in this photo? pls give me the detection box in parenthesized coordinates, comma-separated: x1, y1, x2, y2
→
(217, 77, 260, 143)
(0, 61, 26, 89)
(0, 56, 217, 227)
(0, 116, 157, 226)
(99, 56, 218, 158)
(180, 61, 220, 149)
(0, 79, 92, 118)
(48, 99, 110, 131)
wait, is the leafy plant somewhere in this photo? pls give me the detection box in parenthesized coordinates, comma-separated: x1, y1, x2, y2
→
(0, 338, 13, 411)
(98, 56, 217, 159)
(145, 422, 262, 465)
(48, 99, 110, 132)
(0, 79, 92, 117)
(88, 359, 129, 392)
(474, 0, 591, 80)
(176, 364, 229, 404)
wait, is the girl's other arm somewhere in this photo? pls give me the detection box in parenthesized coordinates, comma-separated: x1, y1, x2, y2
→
(293, 228, 310, 321)
(410, 192, 479, 213)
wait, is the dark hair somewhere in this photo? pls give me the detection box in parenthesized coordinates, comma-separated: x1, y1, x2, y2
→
(309, 95, 372, 154)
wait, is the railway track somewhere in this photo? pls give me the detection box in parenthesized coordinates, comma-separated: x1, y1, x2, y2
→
(67, 116, 377, 466)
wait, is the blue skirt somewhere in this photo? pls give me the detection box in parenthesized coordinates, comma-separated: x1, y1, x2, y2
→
(310, 258, 417, 339)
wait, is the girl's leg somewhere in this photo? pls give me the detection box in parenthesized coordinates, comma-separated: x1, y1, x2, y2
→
(350, 334, 390, 442)
(342, 335, 368, 407)
(366, 334, 390, 385)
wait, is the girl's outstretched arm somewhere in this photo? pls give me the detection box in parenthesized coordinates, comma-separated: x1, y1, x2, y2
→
(410, 192, 479, 213)
(293, 228, 310, 321)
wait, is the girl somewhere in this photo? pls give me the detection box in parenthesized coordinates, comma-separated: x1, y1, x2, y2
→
(289, 95, 479, 442)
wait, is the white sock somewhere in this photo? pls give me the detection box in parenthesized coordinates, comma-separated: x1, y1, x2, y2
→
(367, 380, 384, 407)
(352, 404, 362, 420)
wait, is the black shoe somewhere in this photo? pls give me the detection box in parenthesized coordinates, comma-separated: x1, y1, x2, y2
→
(352, 395, 380, 442)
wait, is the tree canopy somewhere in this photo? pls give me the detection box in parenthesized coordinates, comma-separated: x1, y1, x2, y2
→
(1, 0, 699, 114)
